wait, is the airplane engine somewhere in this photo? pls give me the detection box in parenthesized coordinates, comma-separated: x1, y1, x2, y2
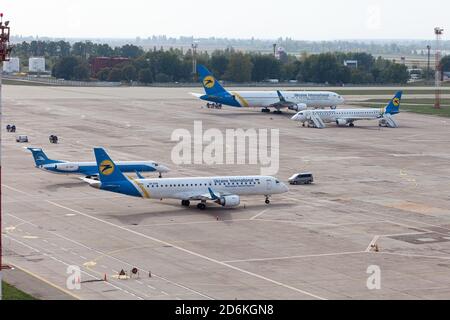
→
(336, 119, 348, 126)
(54, 163, 79, 172)
(217, 195, 240, 207)
(288, 103, 307, 112)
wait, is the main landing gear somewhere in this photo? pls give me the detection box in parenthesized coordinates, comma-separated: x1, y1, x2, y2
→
(273, 110, 283, 115)
(182, 200, 206, 210)
(197, 202, 206, 210)
(265, 196, 271, 204)
(181, 200, 190, 207)
(349, 123, 355, 127)
(261, 108, 271, 113)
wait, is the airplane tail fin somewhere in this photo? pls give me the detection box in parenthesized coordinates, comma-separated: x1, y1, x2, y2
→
(197, 64, 228, 96)
(93, 148, 144, 197)
(27, 147, 62, 166)
(93, 148, 127, 183)
(384, 91, 402, 115)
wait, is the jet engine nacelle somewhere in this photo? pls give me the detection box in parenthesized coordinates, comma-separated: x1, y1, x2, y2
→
(288, 103, 307, 112)
(217, 195, 240, 207)
(336, 119, 348, 126)
(54, 163, 79, 172)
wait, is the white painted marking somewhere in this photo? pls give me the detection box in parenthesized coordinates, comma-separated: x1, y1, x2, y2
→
(250, 209, 269, 220)
(224, 251, 366, 263)
(6, 234, 144, 300)
(46, 200, 327, 300)
(23, 235, 39, 239)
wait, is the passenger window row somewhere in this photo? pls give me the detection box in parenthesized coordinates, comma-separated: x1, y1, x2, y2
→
(147, 182, 261, 188)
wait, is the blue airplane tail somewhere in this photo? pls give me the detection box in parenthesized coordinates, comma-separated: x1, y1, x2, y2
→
(27, 148, 63, 166)
(197, 64, 229, 96)
(384, 91, 402, 115)
(93, 148, 142, 197)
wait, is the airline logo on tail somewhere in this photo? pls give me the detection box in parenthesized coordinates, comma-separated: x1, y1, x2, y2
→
(100, 160, 115, 175)
(203, 76, 215, 89)
(392, 97, 400, 107)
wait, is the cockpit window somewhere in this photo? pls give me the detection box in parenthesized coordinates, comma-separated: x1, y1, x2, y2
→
(276, 180, 280, 184)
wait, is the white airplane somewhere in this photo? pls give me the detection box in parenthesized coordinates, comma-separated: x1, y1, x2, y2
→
(27, 147, 170, 178)
(191, 65, 345, 114)
(84, 148, 289, 210)
(291, 91, 402, 129)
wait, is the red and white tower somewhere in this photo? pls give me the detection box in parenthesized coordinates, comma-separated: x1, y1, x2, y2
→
(0, 12, 12, 300)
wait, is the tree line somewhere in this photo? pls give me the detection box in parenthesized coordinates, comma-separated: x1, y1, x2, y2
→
(13, 41, 413, 84)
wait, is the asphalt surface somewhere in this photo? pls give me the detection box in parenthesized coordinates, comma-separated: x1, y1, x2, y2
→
(2, 85, 450, 300)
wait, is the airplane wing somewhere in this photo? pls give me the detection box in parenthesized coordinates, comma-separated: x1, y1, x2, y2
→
(179, 188, 231, 201)
(268, 90, 304, 110)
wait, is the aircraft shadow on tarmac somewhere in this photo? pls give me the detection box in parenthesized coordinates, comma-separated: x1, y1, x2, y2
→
(45, 181, 87, 191)
(105, 202, 291, 226)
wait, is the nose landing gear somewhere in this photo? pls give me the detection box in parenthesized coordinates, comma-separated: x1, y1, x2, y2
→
(265, 196, 271, 205)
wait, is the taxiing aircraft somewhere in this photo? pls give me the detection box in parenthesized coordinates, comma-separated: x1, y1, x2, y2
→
(27, 147, 170, 178)
(291, 91, 402, 129)
(191, 64, 345, 113)
(83, 148, 289, 210)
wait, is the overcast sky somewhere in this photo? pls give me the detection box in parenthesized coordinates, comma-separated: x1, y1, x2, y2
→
(3, 0, 448, 40)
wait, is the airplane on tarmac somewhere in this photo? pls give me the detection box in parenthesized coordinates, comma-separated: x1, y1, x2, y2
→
(83, 148, 289, 210)
(191, 64, 345, 114)
(290, 91, 403, 129)
(27, 147, 170, 178)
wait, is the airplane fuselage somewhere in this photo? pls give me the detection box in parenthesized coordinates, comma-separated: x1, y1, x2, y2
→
(201, 91, 344, 109)
(41, 161, 167, 176)
(93, 175, 288, 200)
(293, 108, 384, 124)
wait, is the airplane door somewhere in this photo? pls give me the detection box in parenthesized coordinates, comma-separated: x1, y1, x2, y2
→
(266, 179, 272, 191)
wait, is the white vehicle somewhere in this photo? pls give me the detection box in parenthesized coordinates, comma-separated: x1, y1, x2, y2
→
(191, 65, 345, 114)
(84, 148, 289, 210)
(16, 135, 29, 143)
(291, 91, 402, 129)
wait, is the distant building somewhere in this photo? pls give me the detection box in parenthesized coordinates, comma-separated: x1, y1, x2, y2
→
(344, 60, 358, 69)
(444, 72, 450, 81)
(2, 57, 20, 73)
(29, 57, 46, 73)
(91, 57, 130, 75)
(275, 47, 288, 64)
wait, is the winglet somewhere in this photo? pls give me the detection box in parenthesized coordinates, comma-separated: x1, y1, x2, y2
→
(208, 187, 219, 200)
(135, 171, 144, 179)
(277, 90, 286, 102)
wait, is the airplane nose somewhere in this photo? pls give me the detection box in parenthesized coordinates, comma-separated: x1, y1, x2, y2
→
(291, 114, 299, 121)
(281, 183, 289, 193)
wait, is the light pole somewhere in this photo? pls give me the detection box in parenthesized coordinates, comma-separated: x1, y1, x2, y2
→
(191, 42, 198, 82)
(426, 45, 431, 81)
(0, 12, 12, 301)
